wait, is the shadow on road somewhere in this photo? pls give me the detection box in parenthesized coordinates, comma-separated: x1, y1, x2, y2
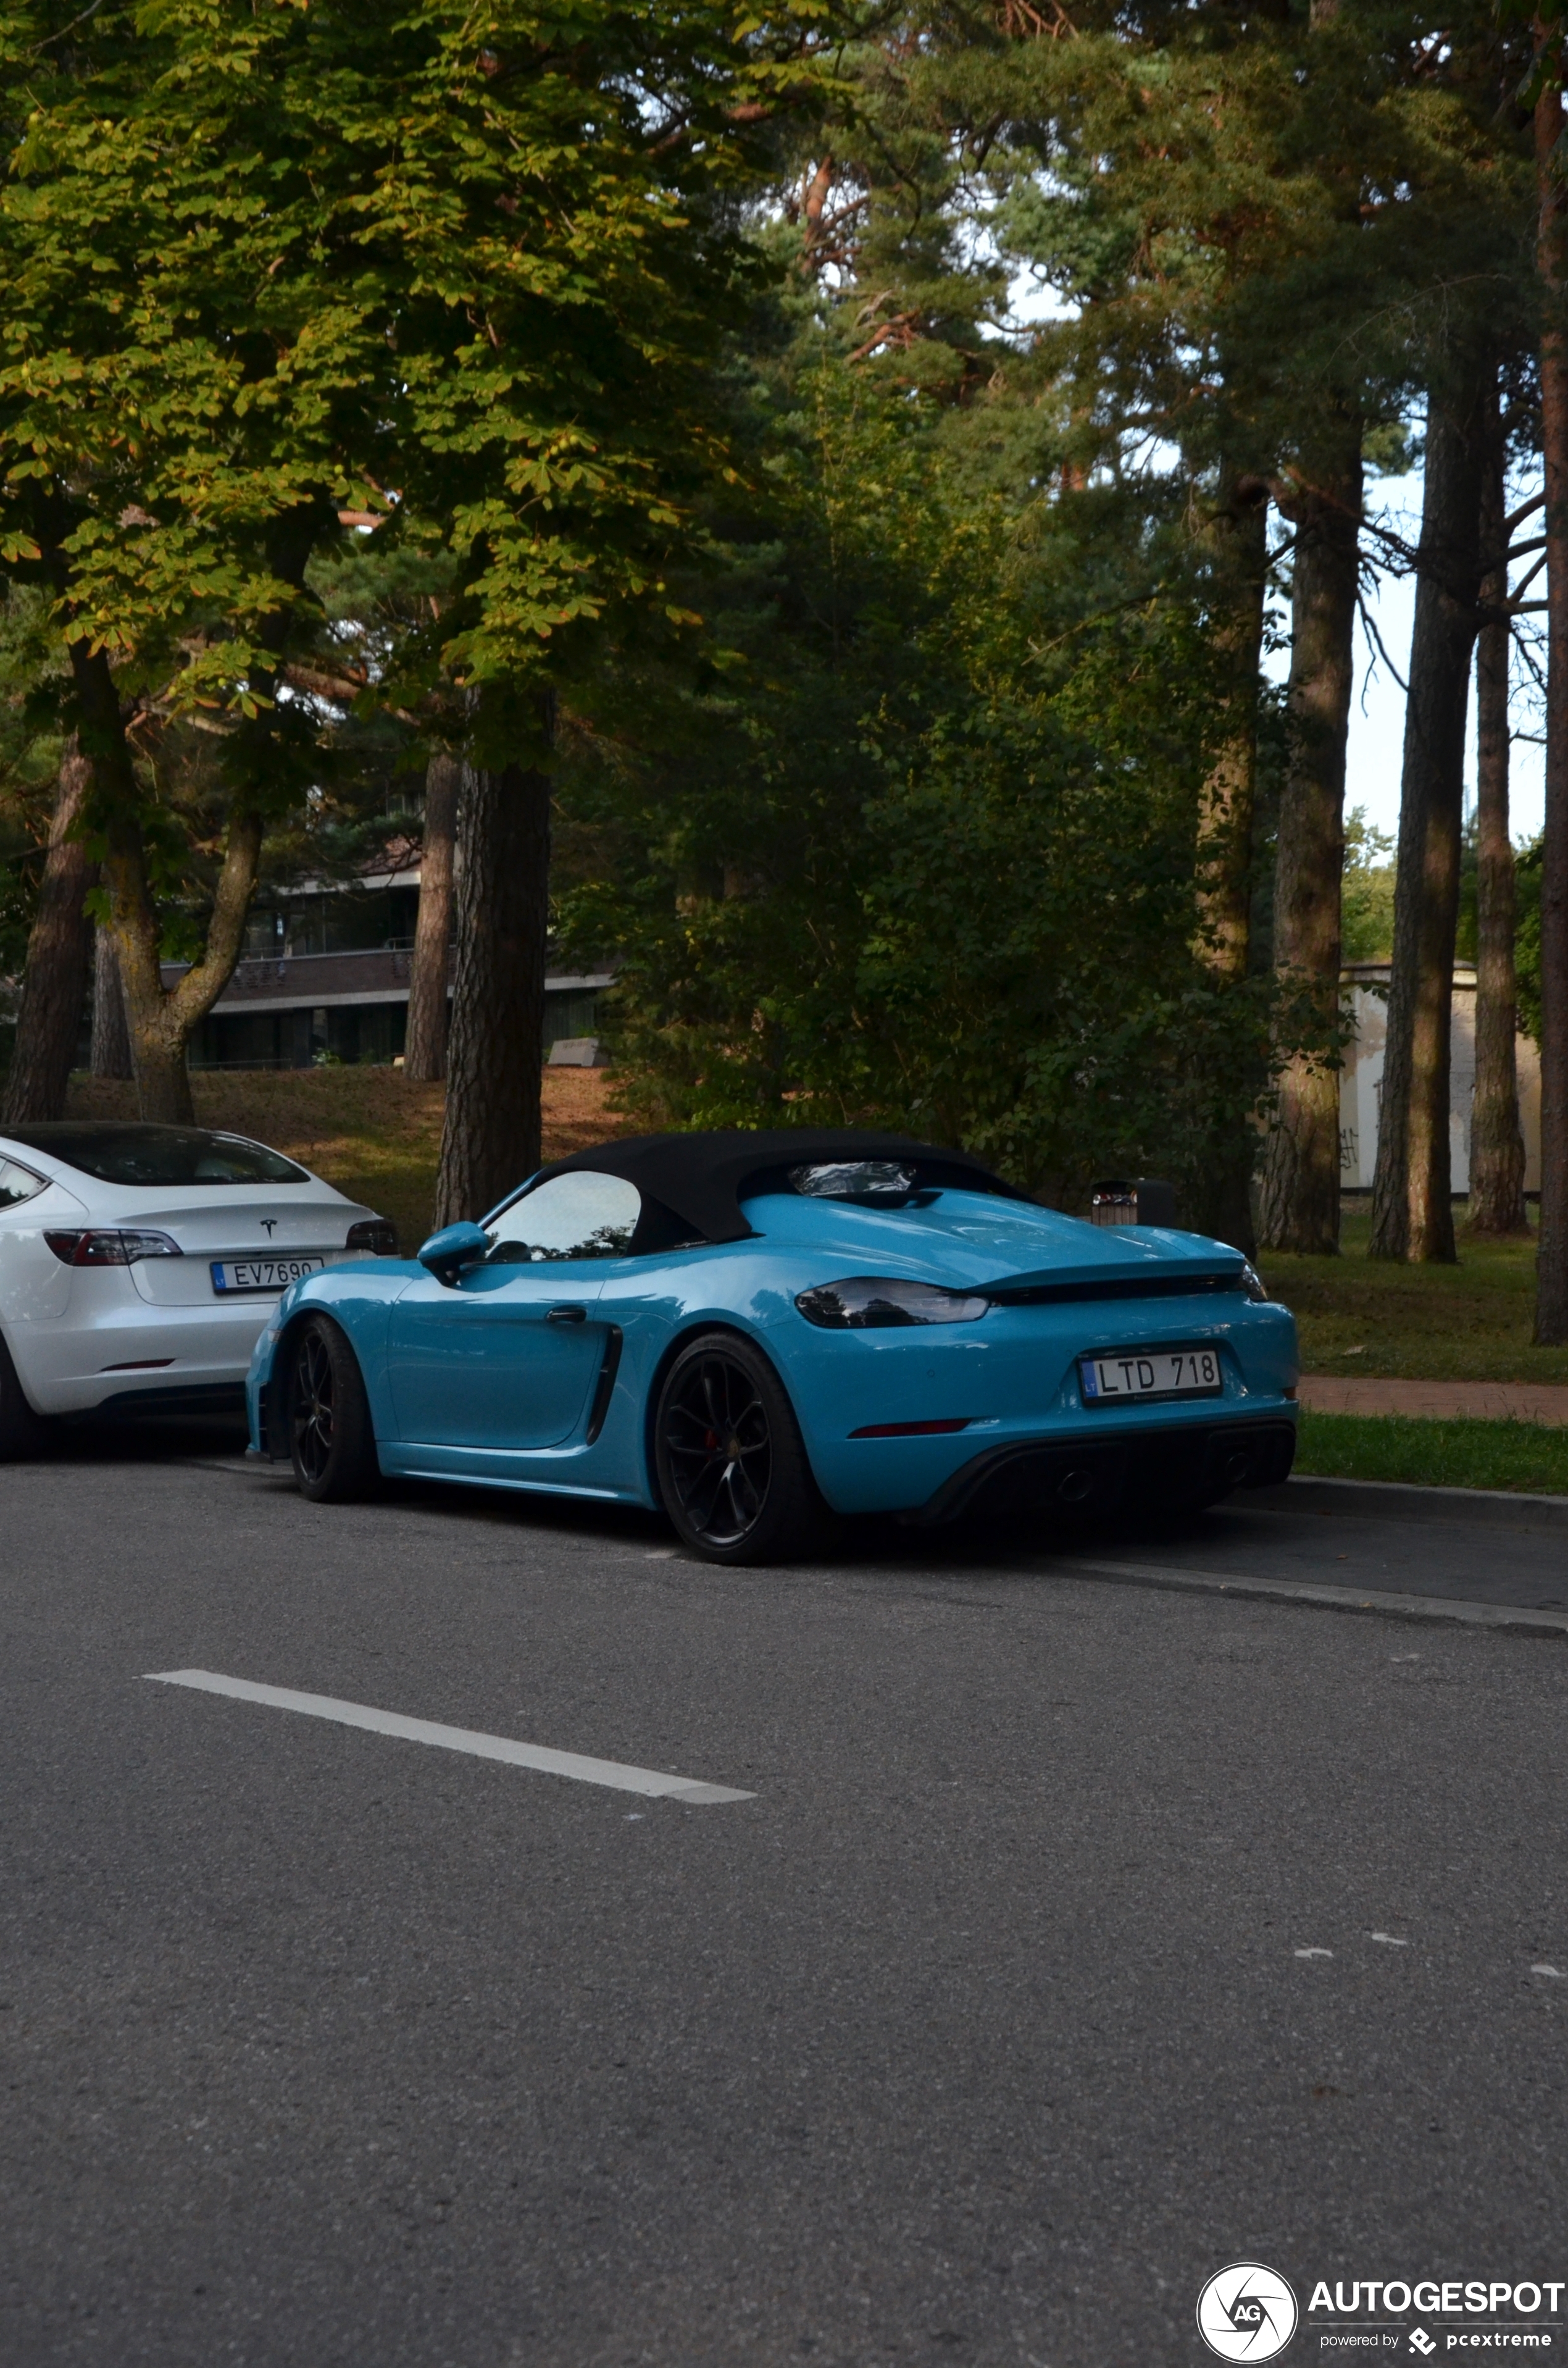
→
(25, 1408, 1238, 1571)
(23, 1414, 1551, 1617)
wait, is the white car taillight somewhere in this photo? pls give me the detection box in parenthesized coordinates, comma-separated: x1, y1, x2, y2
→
(44, 1229, 183, 1266)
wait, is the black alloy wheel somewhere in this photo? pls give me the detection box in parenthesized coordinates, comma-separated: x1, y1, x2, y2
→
(286, 1315, 381, 1503)
(654, 1331, 833, 1565)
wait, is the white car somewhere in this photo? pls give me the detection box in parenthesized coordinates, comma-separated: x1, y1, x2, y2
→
(0, 1120, 394, 1455)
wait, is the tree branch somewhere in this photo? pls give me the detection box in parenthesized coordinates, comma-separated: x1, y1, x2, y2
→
(167, 811, 266, 1031)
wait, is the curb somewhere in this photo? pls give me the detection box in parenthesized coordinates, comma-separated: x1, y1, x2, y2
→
(1055, 1555, 1568, 1638)
(1236, 1472, 1568, 1532)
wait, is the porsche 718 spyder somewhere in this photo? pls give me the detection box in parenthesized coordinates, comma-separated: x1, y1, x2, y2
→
(245, 1129, 1298, 1563)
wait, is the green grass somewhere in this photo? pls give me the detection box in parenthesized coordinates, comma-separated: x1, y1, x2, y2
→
(1295, 1408, 1568, 1495)
(1258, 1205, 1568, 1384)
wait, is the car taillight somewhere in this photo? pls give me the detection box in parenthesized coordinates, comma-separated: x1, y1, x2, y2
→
(345, 1218, 398, 1257)
(849, 1418, 974, 1437)
(44, 1229, 183, 1266)
(794, 1275, 990, 1328)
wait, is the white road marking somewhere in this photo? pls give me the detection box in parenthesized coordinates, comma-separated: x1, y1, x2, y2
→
(1295, 1948, 1333, 1959)
(1531, 1964, 1564, 1978)
(144, 1670, 754, 1803)
(1368, 1932, 1409, 1946)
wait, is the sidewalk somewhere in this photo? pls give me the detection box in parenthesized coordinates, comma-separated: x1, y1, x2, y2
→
(1299, 1376, 1568, 1426)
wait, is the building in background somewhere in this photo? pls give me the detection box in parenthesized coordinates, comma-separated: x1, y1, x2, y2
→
(164, 856, 609, 1069)
(1338, 962, 1541, 1196)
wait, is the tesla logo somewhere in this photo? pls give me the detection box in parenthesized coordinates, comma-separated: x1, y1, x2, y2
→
(259, 1219, 277, 1236)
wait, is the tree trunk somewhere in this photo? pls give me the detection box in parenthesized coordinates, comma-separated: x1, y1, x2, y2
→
(1, 737, 94, 1126)
(1190, 473, 1270, 1252)
(1535, 36, 1568, 1342)
(1257, 431, 1362, 1253)
(404, 748, 461, 1082)
(91, 924, 133, 1081)
(71, 642, 197, 1125)
(1469, 372, 1529, 1236)
(1369, 364, 1488, 1263)
(65, 492, 331, 1129)
(433, 735, 553, 1228)
(106, 803, 268, 1125)
(1196, 475, 1270, 981)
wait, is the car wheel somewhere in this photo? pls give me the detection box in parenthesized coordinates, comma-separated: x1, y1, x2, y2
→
(286, 1316, 381, 1503)
(654, 1331, 832, 1565)
(0, 1331, 52, 1461)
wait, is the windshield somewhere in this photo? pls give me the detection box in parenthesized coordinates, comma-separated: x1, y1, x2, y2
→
(4, 1123, 311, 1187)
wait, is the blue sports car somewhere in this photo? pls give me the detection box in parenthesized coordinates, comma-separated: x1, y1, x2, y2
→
(246, 1128, 1298, 1563)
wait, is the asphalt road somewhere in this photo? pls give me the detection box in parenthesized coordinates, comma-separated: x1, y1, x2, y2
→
(3, 1426, 1567, 2368)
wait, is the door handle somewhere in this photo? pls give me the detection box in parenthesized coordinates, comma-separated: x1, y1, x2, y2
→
(545, 1303, 588, 1324)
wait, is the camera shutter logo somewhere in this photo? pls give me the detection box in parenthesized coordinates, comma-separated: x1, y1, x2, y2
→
(1196, 2264, 1299, 2361)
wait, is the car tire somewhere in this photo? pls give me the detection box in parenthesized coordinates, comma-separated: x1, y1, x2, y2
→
(285, 1315, 382, 1503)
(654, 1330, 834, 1565)
(0, 1331, 52, 1462)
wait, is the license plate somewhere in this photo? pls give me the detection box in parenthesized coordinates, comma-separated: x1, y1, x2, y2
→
(211, 1255, 326, 1295)
(1080, 1346, 1222, 1403)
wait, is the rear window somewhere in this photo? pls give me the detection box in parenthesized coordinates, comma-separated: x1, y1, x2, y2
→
(5, 1123, 310, 1187)
(790, 1160, 917, 1203)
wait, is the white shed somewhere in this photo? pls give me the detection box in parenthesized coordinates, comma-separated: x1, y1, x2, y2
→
(1338, 963, 1541, 1195)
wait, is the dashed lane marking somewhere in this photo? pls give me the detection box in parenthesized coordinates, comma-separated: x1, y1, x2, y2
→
(143, 1669, 754, 1803)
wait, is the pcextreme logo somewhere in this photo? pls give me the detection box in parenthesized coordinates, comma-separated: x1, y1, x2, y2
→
(1198, 2264, 1301, 2361)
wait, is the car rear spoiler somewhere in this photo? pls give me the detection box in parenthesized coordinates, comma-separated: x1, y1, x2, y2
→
(981, 1264, 1248, 1306)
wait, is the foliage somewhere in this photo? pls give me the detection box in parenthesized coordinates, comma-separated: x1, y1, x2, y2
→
(558, 353, 1280, 1207)
(0, 0, 835, 1073)
(0, 580, 65, 995)
(551, 0, 1543, 1216)
(1516, 833, 1544, 1045)
(1, 0, 825, 706)
(759, 0, 1536, 488)
(1341, 806, 1397, 966)
(1, 0, 1549, 1175)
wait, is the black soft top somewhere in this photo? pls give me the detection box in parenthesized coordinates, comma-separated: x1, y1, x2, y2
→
(527, 1128, 1025, 1246)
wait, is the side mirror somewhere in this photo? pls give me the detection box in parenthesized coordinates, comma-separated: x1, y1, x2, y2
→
(417, 1221, 488, 1287)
